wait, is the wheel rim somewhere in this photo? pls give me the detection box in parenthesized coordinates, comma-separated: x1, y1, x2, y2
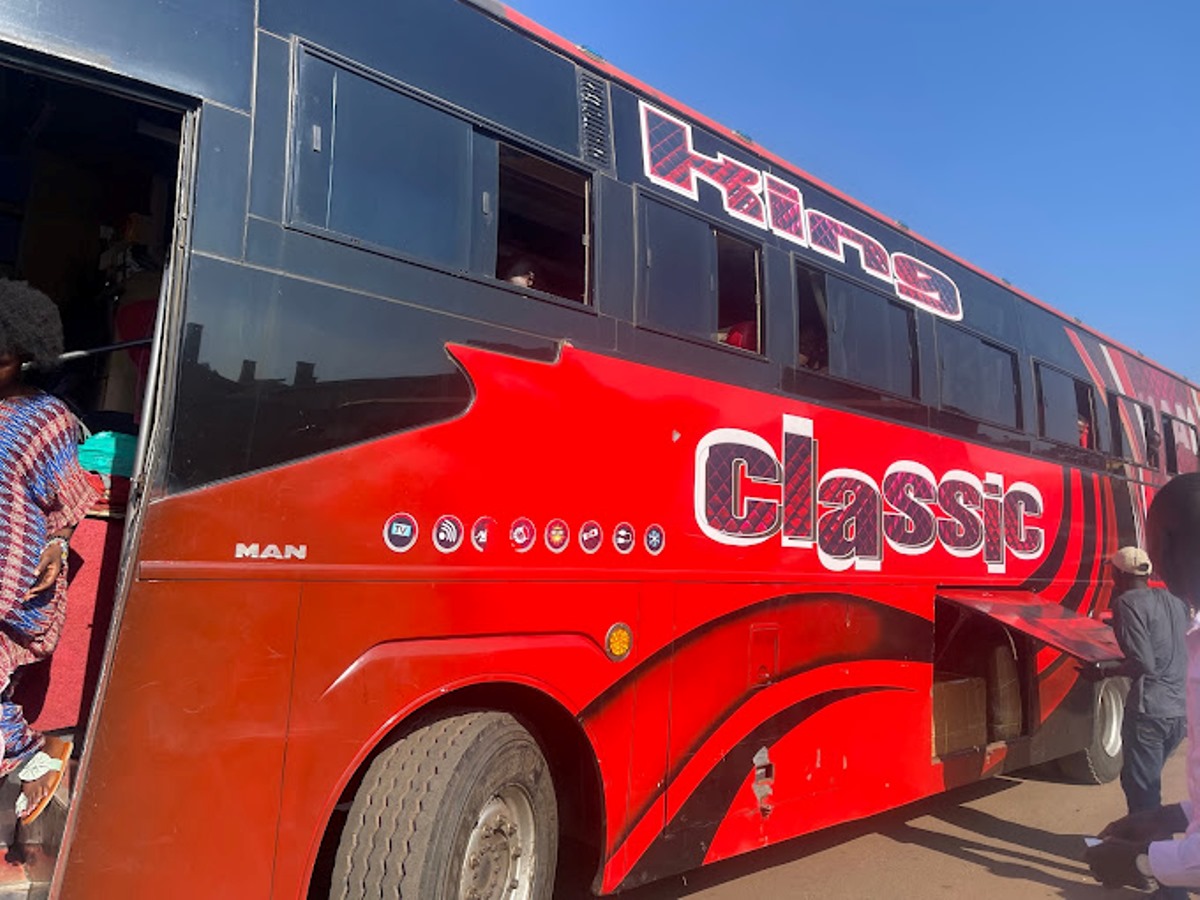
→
(457, 785, 537, 900)
(1099, 679, 1124, 758)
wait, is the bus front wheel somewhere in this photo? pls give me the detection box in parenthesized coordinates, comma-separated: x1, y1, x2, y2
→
(1057, 677, 1127, 784)
(329, 710, 559, 900)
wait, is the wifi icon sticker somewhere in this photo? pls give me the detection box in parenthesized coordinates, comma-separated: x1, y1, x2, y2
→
(433, 515, 464, 553)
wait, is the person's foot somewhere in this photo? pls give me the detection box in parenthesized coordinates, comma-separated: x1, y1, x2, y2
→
(18, 736, 70, 817)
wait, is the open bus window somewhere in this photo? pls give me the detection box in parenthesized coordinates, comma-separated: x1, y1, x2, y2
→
(1146, 410, 1162, 468)
(495, 143, 589, 303)
(825, 271, 918, 399)
(795, 262, 829, 372)
(1036, 364, 1096, 449)
(713, 231, 760, 353)
(640, 198, 762, 353)
(1108, 392, 1157, 466)
(937, 323, 1020, 430)
(1163, 413, 1200, 475)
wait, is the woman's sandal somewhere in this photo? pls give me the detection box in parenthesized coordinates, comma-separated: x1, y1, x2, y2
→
(14, 736, 73, 825)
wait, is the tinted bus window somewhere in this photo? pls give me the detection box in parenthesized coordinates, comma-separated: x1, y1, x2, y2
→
(1108, 392, 1158, 466)
(641, 199, 714, 339)
(938, 324, 1019, 429)
(826, 273, 917, 398)
(292, 53, 472, 269)
(495, 143, 589, 303)
(1164, 414, 1200, 475)
(640, 201, 762, 353)
(1036, 363, 1096, 449)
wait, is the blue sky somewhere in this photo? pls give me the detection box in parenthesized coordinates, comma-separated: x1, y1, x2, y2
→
(511, 0, 1199, 382)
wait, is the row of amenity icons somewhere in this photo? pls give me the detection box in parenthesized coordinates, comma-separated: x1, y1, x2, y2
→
(383, 512, 666, 557)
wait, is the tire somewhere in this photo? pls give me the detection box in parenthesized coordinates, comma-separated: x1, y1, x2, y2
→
(330, 711, 558, 900)
(1057, 677, 1128, 784)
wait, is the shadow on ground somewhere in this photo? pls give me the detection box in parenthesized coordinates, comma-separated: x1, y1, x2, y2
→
(555, 774, 1147, 900)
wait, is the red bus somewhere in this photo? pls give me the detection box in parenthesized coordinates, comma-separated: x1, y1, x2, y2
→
(0, 0, 1194, 897)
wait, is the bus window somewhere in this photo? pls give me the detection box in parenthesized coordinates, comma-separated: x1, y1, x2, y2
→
(938, 324, 1020, 429)
(495, 143, 589, 303)
(1163, 414, 1200, 475)
(291, 53, 472, 270)
(826, 272, 918, 399)
(1108, 392, 1157, 466)
(1146, 409, 1162, 468)
(714, 231, 760, 353)
(641, 199, 762, 353)
(796, 262, 829, 372)
(641, 199, 715, 340)
(1036, 364, 1096, 449)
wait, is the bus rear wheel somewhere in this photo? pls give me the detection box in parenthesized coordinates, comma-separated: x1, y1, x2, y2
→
(1057, 677, 1127, 784)
(329, 711, 558, 900)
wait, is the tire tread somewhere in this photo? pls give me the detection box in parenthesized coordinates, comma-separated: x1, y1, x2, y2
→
(330, 711, 548, 900)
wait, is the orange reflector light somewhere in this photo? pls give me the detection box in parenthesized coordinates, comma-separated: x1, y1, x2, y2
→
(605, 623, 632, 661)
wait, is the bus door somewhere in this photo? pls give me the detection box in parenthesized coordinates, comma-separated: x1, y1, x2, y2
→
(0, 53, 195, 781)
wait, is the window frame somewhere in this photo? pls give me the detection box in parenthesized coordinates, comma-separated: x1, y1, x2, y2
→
(795, 261, 921, 401)
(1106, 391, 1158, 467)
(636, 194, 765, 357)
(493, 140, 593, 305)
(935, 321, 1022, 431)
(1163, 412, 1200, 475)
(284, 42, 597, 311)
(1033, 360, 1099, 451)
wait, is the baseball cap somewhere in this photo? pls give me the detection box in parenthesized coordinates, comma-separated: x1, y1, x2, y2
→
(1111, 546, 1152, 576)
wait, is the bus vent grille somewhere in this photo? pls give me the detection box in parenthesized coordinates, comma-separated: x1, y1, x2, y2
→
(578, 72, 613, 170)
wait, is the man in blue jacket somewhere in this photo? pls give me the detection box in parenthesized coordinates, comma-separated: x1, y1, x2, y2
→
(1087, 475, 1200, 895)
(1106, 545, 1189, 815)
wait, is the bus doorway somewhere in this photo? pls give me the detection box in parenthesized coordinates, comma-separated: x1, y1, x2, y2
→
(0, 59, 187, 873)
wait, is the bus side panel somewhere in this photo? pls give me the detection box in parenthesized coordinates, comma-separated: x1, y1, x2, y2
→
(0, 0, 253, 110)
(271, 580, 658, 900)
(59, 580, 299, 900)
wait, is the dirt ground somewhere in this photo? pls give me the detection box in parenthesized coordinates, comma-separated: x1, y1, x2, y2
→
(578, 748, 1188, 899)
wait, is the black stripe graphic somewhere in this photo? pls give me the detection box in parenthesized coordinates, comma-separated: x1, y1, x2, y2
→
(620, 686, 901, 890)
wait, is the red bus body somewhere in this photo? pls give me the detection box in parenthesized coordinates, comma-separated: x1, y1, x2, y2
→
(0, 0, 1193, 897)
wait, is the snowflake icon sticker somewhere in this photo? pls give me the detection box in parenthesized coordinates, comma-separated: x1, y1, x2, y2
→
(644, 524, 665, 555)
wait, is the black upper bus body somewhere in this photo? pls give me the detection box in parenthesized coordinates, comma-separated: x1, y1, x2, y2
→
(0, 0, 1192, 504)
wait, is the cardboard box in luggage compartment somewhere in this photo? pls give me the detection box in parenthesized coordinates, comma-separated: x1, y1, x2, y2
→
(933, 675, 988, 756)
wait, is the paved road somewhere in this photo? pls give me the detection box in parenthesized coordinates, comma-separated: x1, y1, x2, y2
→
(581, 750, 1187, 899)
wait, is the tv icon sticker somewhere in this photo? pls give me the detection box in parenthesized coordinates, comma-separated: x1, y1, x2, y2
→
(613, 523, 635, 555)
(644, 524, 665, 555)
(433, 515, 464, 553)
(510, 517, 536, 553)
(579, 521, 603, 554)
(383, 513, 419, 553)
(545, 519, 570, 553)
(471, 516, 497, 552)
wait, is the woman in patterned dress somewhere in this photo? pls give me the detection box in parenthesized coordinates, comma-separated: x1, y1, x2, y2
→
(0, 280, 98, 824)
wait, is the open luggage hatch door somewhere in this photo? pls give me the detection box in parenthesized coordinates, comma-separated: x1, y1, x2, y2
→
(937, 588, 1122, 664)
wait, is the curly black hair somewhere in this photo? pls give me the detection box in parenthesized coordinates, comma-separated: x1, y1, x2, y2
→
(0, 280, 63, 371)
